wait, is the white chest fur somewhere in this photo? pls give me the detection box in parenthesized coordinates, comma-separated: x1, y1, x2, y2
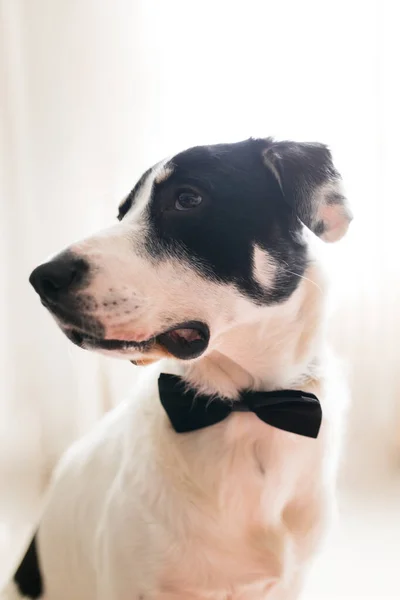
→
(38, 362, 345, 600)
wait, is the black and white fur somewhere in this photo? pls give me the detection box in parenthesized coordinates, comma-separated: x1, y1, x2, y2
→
(3, 138, 352, 600)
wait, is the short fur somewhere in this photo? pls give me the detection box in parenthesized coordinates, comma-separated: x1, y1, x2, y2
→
(3, 137, 351, 600)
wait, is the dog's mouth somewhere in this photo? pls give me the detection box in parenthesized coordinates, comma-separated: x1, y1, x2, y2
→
(65, 321, 210, 361)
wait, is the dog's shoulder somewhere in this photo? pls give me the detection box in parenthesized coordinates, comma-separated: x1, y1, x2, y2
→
(34, 363, 172, 593)
(55, 362, 167, 478)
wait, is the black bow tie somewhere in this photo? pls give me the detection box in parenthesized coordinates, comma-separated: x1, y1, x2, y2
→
(158, 374, 322, 438)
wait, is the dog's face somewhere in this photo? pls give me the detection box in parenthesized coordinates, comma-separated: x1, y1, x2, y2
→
(30, 138, 351, 364)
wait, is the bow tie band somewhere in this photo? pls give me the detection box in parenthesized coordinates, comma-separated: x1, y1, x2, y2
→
(158, 374, 322, 438)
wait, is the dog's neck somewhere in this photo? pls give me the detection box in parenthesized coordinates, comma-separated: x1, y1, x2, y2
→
(181, 264, 326, 399)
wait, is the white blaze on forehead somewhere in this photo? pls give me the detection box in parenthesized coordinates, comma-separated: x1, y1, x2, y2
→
(122, 158, 174, 224)
(127, 169, 156, 222)
(252, 244, 277, 288)
(71, 158, 174, 257)
(154, 159, 174, 183)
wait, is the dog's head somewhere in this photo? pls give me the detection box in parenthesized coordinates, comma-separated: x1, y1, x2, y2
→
(30, 138, 351, 365)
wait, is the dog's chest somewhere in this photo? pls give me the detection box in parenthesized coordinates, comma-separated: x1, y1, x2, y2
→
(40, 398, 327, 600)
(145, 412, 324, 599)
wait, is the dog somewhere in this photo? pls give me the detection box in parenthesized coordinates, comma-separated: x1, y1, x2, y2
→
(3, 137, 352, 600)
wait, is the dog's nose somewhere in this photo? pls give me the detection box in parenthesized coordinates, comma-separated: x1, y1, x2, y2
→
(29, 254, 89, 303)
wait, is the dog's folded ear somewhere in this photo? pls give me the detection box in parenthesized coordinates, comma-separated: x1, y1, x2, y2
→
(263, 140, 352, 242)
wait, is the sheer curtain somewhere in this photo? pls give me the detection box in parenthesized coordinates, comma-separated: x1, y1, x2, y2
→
(1, 0, 399, 588)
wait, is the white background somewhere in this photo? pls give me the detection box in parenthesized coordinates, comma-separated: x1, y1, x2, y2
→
(1, 1, 399, 597)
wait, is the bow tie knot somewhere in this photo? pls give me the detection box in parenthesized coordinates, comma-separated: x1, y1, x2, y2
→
(158, 374, 322, 438)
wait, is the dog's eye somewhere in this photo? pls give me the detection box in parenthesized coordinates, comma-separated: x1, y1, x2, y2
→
(175, 191, 203, 211)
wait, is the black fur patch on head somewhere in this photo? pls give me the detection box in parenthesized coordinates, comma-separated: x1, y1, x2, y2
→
(13, 535, 43, 598)
(142, 138, 308, 304)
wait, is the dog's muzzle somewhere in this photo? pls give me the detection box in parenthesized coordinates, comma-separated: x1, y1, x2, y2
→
(29, 255, 210, 360)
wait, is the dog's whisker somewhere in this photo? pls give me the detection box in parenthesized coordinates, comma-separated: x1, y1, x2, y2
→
(280, 265, 323, 295)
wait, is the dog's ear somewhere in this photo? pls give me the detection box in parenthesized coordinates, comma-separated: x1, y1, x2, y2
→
(263, 140, 352, 242)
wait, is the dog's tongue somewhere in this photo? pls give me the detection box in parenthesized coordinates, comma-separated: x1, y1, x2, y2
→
(167, 328, 203, 344)
(157, 322, 209, 361)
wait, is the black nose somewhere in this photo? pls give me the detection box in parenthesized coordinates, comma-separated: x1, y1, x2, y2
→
(29, 254, 89, 303)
